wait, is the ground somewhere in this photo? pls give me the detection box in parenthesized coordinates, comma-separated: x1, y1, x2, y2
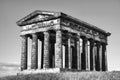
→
(0, 71, 120, 80)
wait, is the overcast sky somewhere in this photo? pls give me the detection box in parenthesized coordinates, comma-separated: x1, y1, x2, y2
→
(0, 0, 120, 71)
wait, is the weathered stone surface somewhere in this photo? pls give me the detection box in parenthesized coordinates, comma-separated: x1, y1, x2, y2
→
(76, 35, 81, 70)
(99, 45, 102, 71)
(72, 39, 77, 69)
(21, 35, 28, 71)
(89, 39, 95, 71)
(55, 30, 62, 68)
(96, 42, 101, 71)
(102, 43, 107, 71)
(43, 31, 50, 68)
(82, 37, 89, 70)
(65, 44, 68, 68)
(31, 33, 38, 69)
(41, 40, 44, 69)
(18, 10, 110, 72)
(68, 35, 72, 69)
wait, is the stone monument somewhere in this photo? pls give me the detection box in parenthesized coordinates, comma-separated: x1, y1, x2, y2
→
(16, 10, 111, 74)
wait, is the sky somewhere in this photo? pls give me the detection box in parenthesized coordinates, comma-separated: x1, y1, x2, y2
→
(0, 0, 120, 76)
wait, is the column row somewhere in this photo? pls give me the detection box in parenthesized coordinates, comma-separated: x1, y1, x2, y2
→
(21, 31, 107, 71)
(65, 34, 107, 71)
(21, 30, 62, 70)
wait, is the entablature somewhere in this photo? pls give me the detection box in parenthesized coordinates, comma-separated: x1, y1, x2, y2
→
(21, 19, 60, 31)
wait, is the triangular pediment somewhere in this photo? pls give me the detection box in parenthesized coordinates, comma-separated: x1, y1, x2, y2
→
(17, 10, 60, 26)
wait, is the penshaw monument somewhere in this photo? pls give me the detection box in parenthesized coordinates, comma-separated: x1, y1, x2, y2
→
(16, 10, 111, 74)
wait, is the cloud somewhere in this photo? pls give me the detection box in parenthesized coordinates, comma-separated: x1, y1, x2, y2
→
(0, 62, 20, 77)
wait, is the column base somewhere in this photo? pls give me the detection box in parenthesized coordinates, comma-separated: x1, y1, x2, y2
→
(17, 68, 84, 75)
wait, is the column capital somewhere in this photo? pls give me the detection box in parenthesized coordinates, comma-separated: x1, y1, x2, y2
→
(31, 33, 38, 37)
(81, 36, 88, 42)
(77, 33, 81, 36)
(20, 35, 28, 38)
(96, 41, 101, 47)
(101, 42, 107, 46)
(89, 38, 94, 42)
(67, 32, 72, 38)
(43, 31, 49, 35)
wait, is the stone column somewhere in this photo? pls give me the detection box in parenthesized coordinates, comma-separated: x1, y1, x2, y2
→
(71, 37, 77, 69)
(89, 39, 95, 71)
(31, 33, 38, 69)
(49, 42, 55, 68)
(77, 35, 81, 70)
(21, 35, 28, 71)
(41, 40, 44, 69)
(82, 37, 89, 70)
(68, 34, 72, 69)
(65, 44, 68, 68)
(43, 31, 50, 68)
(99, 44, 102, 71)
(96, 42, 100, 71)
(55, 30, 62, 68)
(94, 43, 97, 71)
(102, 43, 107, 71)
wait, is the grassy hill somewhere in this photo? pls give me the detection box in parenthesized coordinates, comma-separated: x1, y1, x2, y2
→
(0, 71, 120, 80)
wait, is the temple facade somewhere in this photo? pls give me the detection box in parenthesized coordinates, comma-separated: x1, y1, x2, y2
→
(17, 10, 111, 73)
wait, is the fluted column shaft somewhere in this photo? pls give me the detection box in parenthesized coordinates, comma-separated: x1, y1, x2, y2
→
(77, 35, 81, 70)
(89, 39, 95, 71)
(68, 35, 72, 69)
(82, 37, 89, 70)
(43, 31, 50, 68)
(55, 30, 62, 68)
(31, 33, 38, 69)
(21, 35, 28, 71)
(65, 44, 68, 68)
(96, 42, 100, 71)
(102, 43, 107, 71)
(99, 45, 102, 71)
(41, 40, 44, 69)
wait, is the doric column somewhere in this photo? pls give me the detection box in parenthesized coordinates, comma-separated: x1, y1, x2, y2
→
(31, 33, 38, 69)
(94, 43, 97, 71)
(65, 44, 68, 68)
(71, 37, 77, 69)
(89, 39, 95, 71)
(41, 40, 44, 69)
(102, 43, 107, 71)
(99, 44, 102, 71)
(49, 41, 55, 68)
(82, 37, 89, 70)
(77, 34, 81, 70)
(96, 42, 100, 71)
(68, 34, 72, 69)
(55, 30, 62, 68)
(21, 35, 28, 71)
(43, 31, 50, 68)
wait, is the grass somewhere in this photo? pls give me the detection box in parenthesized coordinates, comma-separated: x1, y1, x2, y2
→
(0, 71, 120, 80)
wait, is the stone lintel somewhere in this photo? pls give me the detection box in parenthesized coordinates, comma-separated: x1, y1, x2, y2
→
(61, 25, 107, 44)
(20, 24, 60, 35)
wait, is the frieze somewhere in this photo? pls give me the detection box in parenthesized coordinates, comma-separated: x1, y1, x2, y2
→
(61, 19, 94, 35)
(22, 19, 60, 31)
(61, 19, 107, 41)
